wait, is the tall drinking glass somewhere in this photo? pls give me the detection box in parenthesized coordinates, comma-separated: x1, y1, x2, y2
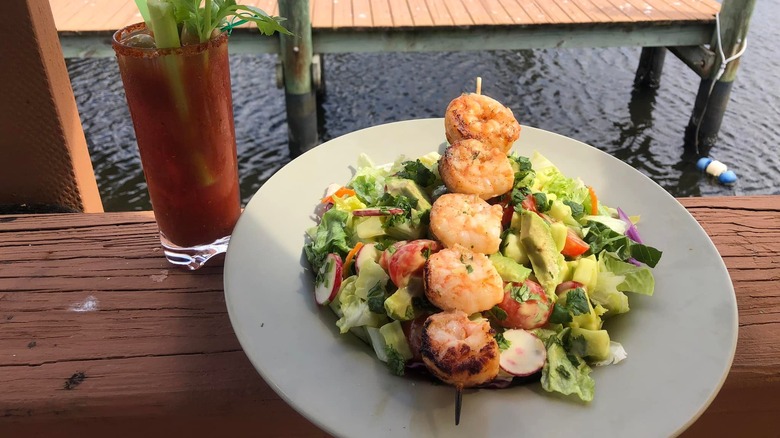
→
(112, 23, 241, 270)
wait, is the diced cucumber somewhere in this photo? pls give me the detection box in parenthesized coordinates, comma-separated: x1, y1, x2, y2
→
(572, 256, 598, 293)
(384, 287, 417, 321)
(355, 216, 385, 239)
(550, 222, 568, 253)
(570, 327, 611, 361)
(379, 320, 413, 360)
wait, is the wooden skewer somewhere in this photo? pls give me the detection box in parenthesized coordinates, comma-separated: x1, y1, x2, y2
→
(455, 386, 463, 425)
(476, 77, 482, 95)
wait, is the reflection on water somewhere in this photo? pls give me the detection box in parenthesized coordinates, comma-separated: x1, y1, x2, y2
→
(67, 2, 780, 211)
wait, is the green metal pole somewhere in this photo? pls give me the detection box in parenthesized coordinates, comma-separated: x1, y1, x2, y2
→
(279, 0, 318, 157)
(684, 0, 756, 155)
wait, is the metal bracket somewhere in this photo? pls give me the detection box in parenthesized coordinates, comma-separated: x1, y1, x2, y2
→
(668, 45, 717, 78)
(275, 53, 322, 91)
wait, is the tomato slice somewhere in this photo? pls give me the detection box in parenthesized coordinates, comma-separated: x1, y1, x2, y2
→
(561, 228, 590, 258)
(520, 194, 538, 213)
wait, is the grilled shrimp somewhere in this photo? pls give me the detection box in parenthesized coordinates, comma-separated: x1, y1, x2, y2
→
(429, 193, 503, 254)
(444, 93, 521, 154)
(424, 244, 504, 315)
(420, 310, 500, 388)
(439, 139, 514, 200)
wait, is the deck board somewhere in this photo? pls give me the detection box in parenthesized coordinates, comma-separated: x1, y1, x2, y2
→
(333, 0, 354, 27)
(497, 0, 533, 24)
(388, 0, 415, 26)
(50, 0, 720, 32)
(313, 0, 335, 27)
(570, 0, 619, 22)
(516, 0, 551, 24)
(443, 0, 474, 25)
(425, 0, 455, 25)
(555, 0, 594, 22)
(407, 0, 435, 26)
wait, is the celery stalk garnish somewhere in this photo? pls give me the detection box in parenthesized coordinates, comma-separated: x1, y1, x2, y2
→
(147, 0, 182, 48)
(134, 0, 152, 29)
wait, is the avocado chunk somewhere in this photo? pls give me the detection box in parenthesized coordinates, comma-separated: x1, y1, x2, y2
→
(501, 232, 530, 265)
(520, 210, 563, 296)
(384, 286, 417, 321)
(570, 327, 611, 361)
(489, 253, 532, 283)
(385, 177, 432, 210)
(383, 177, 432, 240)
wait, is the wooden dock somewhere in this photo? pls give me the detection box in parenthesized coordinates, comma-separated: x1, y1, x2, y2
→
(52, 0, 720, 31)
(53, 0, 721, 57)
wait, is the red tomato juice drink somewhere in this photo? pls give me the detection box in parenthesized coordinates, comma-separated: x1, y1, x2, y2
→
(112, 23, 241, 270)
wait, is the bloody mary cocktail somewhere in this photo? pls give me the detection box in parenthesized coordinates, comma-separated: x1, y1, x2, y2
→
(112, 23, 241, 269)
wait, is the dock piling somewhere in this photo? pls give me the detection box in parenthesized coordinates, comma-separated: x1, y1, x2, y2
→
(685, 0, 756, 155)
(279, 0, 318, 158)
(634, 47, 666, 90)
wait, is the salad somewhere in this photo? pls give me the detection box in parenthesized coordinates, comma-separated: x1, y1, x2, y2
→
(304, 147, 662, 402)
(304, 93, 662, 406)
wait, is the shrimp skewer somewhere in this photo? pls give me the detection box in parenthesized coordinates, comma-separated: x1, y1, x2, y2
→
(420, 310, 500, 424)
(439, 138, 514, 200)
(429, 193, 503, 255)
(424, 244, 504, 315)
(444, 92, 521, 154)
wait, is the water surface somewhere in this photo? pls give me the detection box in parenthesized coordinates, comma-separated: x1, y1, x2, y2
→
(67, 0, 780, 211)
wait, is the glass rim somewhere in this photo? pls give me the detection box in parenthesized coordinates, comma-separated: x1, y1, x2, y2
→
(112, 22, 228, 58)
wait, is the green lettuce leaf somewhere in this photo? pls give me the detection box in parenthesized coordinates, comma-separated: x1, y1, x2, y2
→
(541, 329, 595, 402)
(304, 209, 351, 273)
(602, 251, 656, 296)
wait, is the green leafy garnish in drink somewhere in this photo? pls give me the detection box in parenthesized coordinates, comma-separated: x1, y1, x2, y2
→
(135, 0, 290, 48)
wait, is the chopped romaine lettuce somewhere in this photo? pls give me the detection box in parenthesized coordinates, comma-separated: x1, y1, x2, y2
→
(541, 329, 595, 402)
(601, 251, 656, 296)
(304, 209, 351, 273)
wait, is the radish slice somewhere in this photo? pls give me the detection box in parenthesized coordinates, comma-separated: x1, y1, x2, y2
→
(355, 243, 380, 274)
(352, 207, 404, 216)
(499, 329, 547, 376)
(314, 253, 343, 305)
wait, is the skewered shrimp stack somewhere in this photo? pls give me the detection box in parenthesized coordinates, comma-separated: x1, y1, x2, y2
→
(419, 79, 522, 424)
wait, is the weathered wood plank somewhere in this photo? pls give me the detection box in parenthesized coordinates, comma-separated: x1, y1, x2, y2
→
(570, 0, 616, 22)
(580, 0, 634, 22)
(442, 0, 474, 24)
(534, 0, 574, 23)
(425, 0, 456, 25)
(333, 0, 354, 27)
(496, 0, 533, 24)
(388, 0, 415, 26)
(480, 0, 514, 24)
(370, 0, 395, 26)
(515, 0, 551, 23)
(312, 0, 334, 28)
(553, 0, 593, 22)
(0, 195, 777, 437)
(310, 21, 713, 53)
(407, 0, 435, 26)
(353, 0, 374, 27)
(50, 0, 722, 32)
(460, 0, 494, 24)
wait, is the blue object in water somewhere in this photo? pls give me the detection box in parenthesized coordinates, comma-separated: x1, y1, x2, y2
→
(696, 157, 737, 185)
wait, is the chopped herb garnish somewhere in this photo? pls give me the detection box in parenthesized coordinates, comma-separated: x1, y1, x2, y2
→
(488, 305, 508, 321)
(509, 283, 531, 303)
(366, 282, 386, 314)
(385, 345, 406, 376)
(495, 332, 511, 351)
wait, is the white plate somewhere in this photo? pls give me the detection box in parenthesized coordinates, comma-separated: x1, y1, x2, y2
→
(224, 118, 737, 438)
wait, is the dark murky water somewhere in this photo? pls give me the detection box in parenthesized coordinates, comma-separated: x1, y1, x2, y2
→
(67, 1, 780, 212)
